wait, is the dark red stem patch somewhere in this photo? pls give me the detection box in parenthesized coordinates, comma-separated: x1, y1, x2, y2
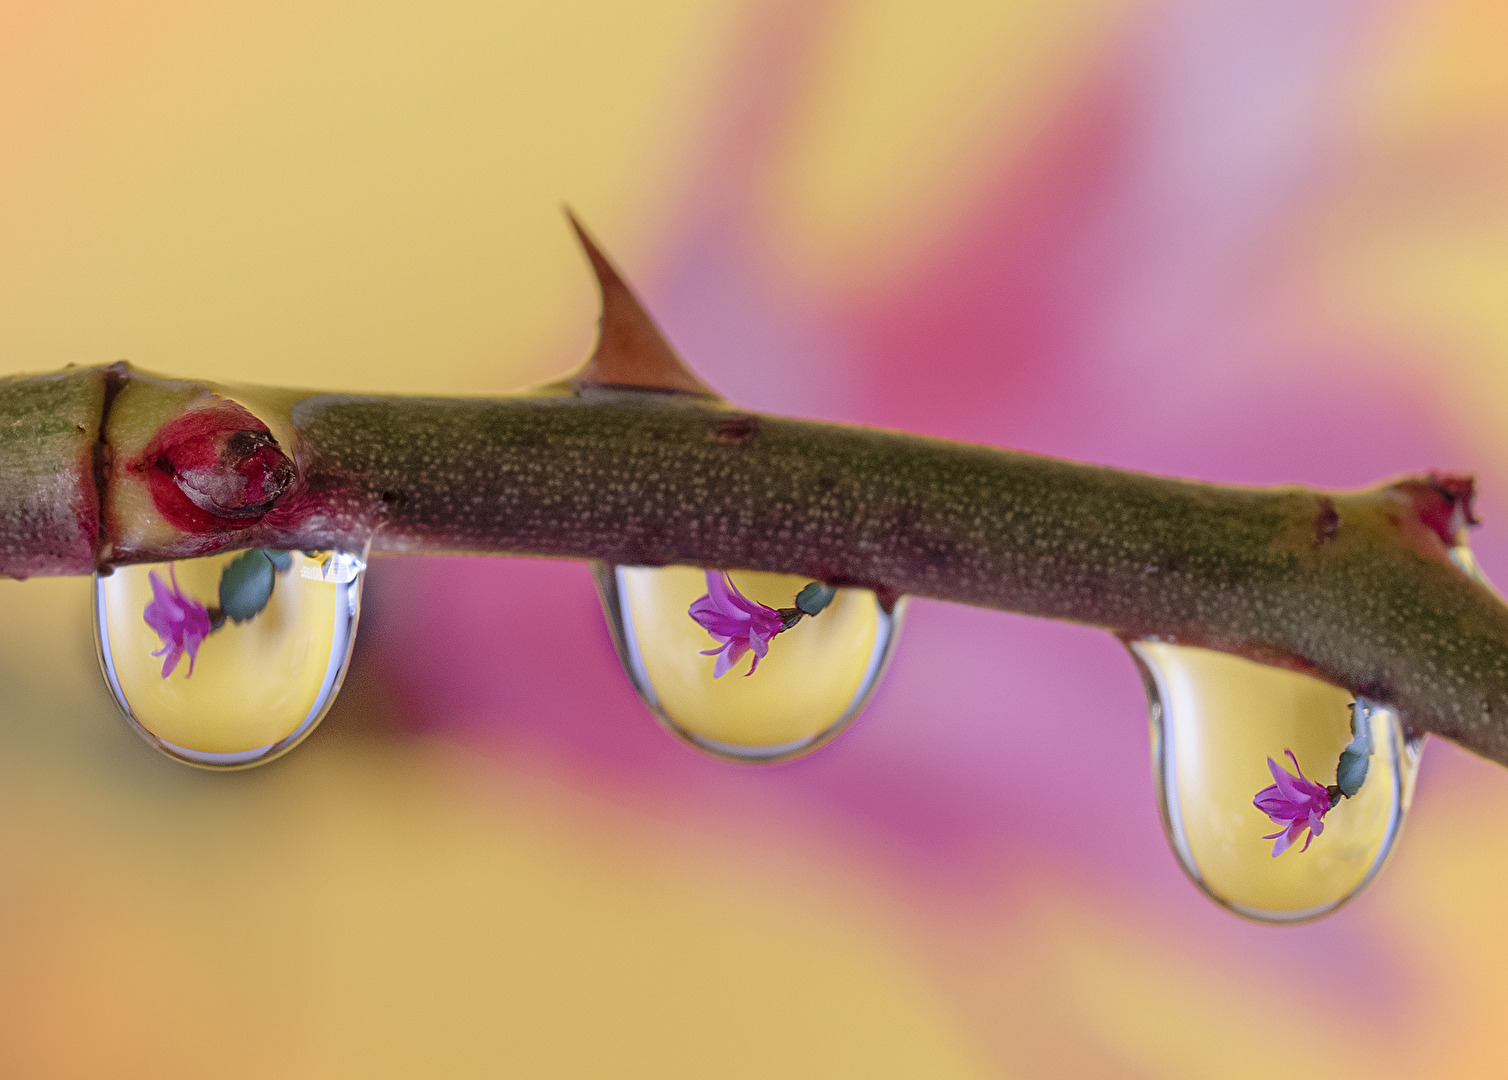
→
(1394, 471, 1479, 549)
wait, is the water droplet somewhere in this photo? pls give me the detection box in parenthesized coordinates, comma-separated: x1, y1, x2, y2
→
(594, 563, 903, 762)
(1129, 641, 1421, 922)
(94, 549, 366, 768)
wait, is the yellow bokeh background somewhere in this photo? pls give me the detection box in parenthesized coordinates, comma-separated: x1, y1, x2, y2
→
(6, 1, 1508, 1076)
(0, 4, 992, 1075)
(0, 576, 980, 1077)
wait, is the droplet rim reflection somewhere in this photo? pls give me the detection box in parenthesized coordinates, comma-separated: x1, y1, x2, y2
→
(593, 561, 905, 764)
(93, 548, 367, 770)
(1128, 640, 1423, 924)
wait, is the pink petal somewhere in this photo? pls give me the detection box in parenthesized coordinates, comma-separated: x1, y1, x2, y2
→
(1266, 757, 1305, 801)
(713, 639, 749, 678)
(1253, 787, 1289, 815)
(704, 572, 752, 621)
(1271, 768, 1305, 803)
(148, 570, 173, 606)
(689, 594, 742, 628)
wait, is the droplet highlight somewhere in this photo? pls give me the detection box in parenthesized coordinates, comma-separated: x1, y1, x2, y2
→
(95, 549, 366, 768)
(594, 563, 903, 762)
(1129, 641, 1421, 922)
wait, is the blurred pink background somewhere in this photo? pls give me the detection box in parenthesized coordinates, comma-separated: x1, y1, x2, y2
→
(4, 1, 1508, 1075)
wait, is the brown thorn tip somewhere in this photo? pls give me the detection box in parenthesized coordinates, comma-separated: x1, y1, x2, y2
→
(564, 208, 719, 398)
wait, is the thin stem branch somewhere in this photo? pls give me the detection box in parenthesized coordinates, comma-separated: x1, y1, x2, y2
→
(3, 362, 1507, 766)
(4, 222, 1505, 766)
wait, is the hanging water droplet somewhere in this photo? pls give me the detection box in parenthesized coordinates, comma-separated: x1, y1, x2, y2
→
(94, 548, 366, 769)
(1128, 641, 1421, 922)
(593, 563, 903, 762)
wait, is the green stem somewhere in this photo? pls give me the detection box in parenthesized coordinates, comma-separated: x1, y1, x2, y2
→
(5, 363, 1508, 767)
(0, 365, 110, 578)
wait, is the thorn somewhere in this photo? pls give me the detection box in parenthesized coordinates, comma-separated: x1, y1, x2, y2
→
(564, 208, 719, 398)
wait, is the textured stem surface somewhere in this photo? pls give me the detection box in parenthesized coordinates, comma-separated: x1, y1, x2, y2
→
(5, 364, 1507, 766)
(0, 366, 110, 577)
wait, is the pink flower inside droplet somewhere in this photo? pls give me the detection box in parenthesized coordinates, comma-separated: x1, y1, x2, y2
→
(688, 570, 786, 677)
(143, 566, 213, 678)
(1252, 750, 1334, 856)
